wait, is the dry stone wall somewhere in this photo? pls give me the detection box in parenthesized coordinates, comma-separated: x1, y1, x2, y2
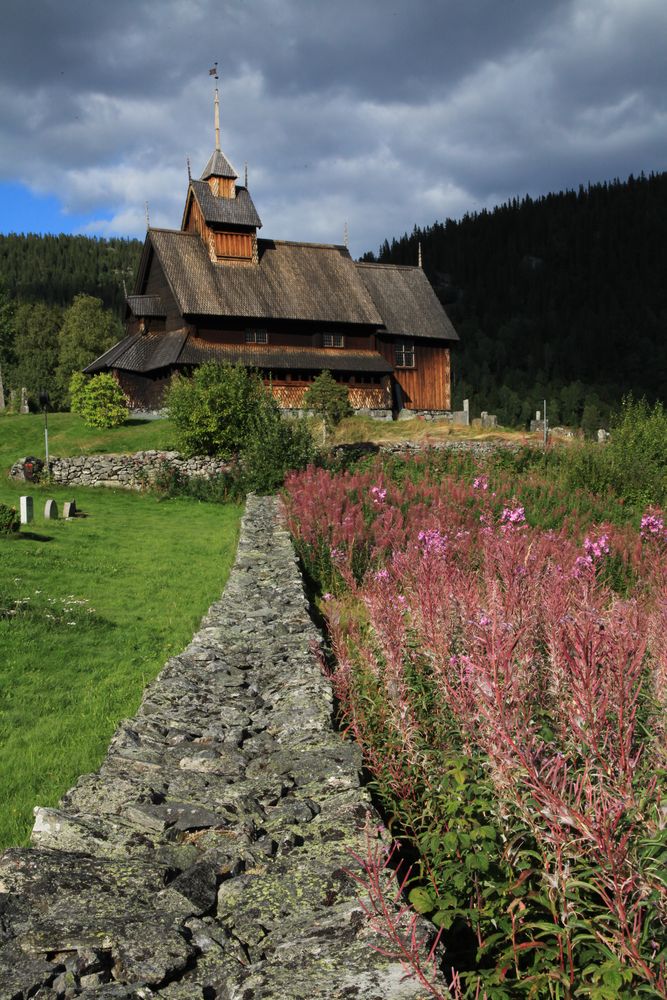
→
(9, 451, 229, 490)
(0, 495, 446, 1000)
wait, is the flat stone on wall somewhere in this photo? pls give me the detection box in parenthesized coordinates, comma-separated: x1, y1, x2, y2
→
(0, 495, 446, 998)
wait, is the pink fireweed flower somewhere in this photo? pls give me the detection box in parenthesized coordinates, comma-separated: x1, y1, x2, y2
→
(500, 505, 526, 528)
(640, 511, 665, 539)
(330, 546, 345, 563)
(374, 568, 390, 581)
(322, 592, 333, 601)
(417, 528, 447, 557)
(583, 533, 610, 561)
(370, 486, 387, 504)
(472, 475, 489, 491)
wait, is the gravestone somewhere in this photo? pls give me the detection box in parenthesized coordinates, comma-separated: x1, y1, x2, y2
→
(44, 499, 58, 520)
(20, 387, 29, 414)
(63, 500, 77, 519)
(19, 496, 33, 524)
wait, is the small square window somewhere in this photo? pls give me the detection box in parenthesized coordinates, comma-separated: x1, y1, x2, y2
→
(395, 340, 415, 367)
(323, 333, 344, 348)
(245, 329, 268, 344)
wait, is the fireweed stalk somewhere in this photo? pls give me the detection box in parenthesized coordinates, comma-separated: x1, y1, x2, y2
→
(284, 462, 667, 997)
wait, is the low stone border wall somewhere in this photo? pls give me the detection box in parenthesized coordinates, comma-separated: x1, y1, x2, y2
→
(0, 495, 444, 999)
(10, 451, 229, 490)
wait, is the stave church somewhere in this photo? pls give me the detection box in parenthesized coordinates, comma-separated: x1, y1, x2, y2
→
(87, 86, 458, 417)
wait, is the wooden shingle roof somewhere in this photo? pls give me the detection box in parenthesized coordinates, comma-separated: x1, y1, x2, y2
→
(200, 149, 237, 180)
(189, 181, 262, 229)
(84, 330, 189, 374)
(178, 340, 394, 373)
(148, 230, 384, 325)
(356, 263, 459, 342)
(126, 294, 166, 317)
(85, 331, 393, 376)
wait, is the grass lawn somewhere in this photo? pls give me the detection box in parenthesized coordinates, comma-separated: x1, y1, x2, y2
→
(0, 427, 241, 847)
(0, 411, 178, 473)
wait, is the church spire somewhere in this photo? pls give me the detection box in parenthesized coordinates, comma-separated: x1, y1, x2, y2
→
(214, 86, 221, 152)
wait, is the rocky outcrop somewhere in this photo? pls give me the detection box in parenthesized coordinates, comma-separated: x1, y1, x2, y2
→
(0, 495, 445, 999)
(9, 452, 229, 490)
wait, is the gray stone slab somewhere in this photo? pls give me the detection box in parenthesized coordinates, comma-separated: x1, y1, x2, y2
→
(44, 498, 58, 519)
(20, 494, 33, 524)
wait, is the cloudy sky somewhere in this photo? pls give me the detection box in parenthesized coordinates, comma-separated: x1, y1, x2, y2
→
(1, 0, 665, 258)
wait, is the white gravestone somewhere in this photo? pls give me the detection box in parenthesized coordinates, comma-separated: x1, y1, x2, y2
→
(63, 500, 77, 519)
(19, 496, 33, 524)
(44, 499, 58, 520)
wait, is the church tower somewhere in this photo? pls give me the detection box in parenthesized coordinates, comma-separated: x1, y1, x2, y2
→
(181, 84, 262, 264)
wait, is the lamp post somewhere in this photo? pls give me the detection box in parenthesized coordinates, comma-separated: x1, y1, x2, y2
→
(39, 392, 50, 472)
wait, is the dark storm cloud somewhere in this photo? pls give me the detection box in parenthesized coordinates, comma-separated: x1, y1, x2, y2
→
(1, 0, 666, 256)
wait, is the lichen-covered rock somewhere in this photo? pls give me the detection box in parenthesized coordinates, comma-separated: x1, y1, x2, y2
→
(0, 496, 446, 998)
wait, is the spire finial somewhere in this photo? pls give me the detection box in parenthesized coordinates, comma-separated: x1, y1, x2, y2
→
(209, 62, 220, 150)
(214, 88, 221, 151)
(244, 162, 248, 188)
(145, 201, 150, 230)
(343, 221, 349, 249)
(187, 155, 191, 181)
(418, 241, 423, 268)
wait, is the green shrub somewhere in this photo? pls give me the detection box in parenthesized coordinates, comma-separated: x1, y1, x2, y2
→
(303, 370, 352, 435)
(166, 363, 267, 459)
(0, 503, 20, 535)
(72, 373, 129, 429)
(165, 362, 318, 494)
(68, 371, 88, 416)
(242, 414, 317, 494)
(564, 396, 667, 508)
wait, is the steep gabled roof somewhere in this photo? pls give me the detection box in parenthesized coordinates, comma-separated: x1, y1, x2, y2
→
(83, 332, 141, 373)
(85, 330, 190, 374)
(189, 180, 262, 229)
(147, 230, 384, 325)
(356, 263, 459, 342)
(200, 149, 237, 180)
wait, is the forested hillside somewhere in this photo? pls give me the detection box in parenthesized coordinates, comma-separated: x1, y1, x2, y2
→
(0, 234, 143, 411)
(0, 234, 143, 315)
(363, 172, 667, 429)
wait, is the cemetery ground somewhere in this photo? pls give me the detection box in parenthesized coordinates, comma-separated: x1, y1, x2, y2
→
(0, 416, 241, 848)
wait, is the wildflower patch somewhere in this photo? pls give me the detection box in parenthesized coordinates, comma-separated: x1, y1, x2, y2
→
(285, 455, 667, 998)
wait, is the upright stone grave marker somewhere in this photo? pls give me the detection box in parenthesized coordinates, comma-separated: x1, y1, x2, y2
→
(44, 499, 58, 520)
(63, 500, 77, 519)
(19, 496, 33, 524)
(20, 387, 29, 414)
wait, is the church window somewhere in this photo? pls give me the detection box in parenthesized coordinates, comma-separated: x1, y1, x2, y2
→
(245, 329, 268, 344)
(395, 340, 415, 367)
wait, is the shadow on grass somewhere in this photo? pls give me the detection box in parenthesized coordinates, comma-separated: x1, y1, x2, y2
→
(13, 531, 54, 543)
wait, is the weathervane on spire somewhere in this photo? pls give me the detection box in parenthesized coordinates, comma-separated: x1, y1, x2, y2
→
(209, 62, 221, 151)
